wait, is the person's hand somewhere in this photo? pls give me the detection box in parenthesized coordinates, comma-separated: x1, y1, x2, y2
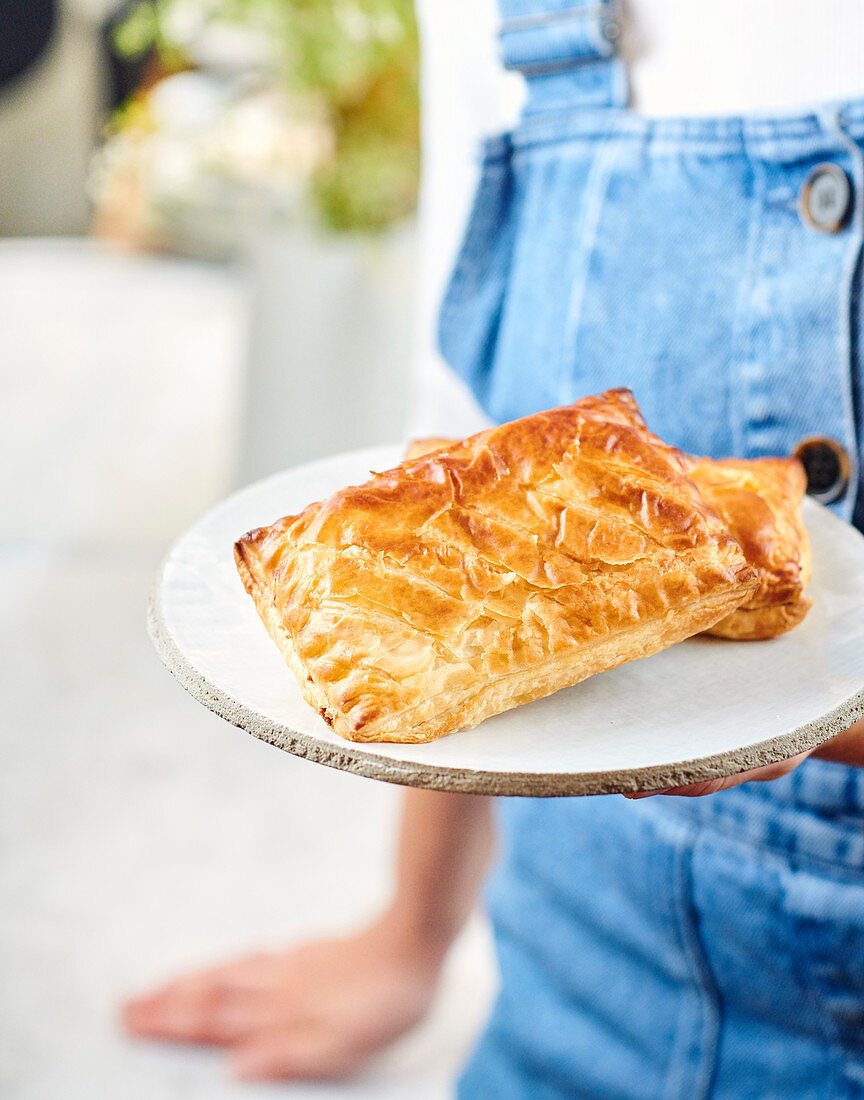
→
(122, 910, 444, 1081)
(624, 715, 864, 799)
(623, 750, 812, 799)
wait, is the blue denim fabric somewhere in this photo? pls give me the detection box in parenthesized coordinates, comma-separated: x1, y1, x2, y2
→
(498, 0, 627, 111)
(438, 107, 864, 530)
(444, 6, 864, 1098)
(460, 781, 864, 1099)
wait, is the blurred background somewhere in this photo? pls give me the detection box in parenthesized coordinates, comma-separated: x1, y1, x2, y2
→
(0, 1, 500, 1095)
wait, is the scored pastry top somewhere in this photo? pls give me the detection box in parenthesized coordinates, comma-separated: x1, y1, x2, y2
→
(408, 398, 813, 643)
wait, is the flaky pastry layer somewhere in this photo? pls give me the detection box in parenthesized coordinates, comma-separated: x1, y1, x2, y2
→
(236, 389, 758, 743)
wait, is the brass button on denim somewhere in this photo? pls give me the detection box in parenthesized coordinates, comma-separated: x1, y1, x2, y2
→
(793, 436, 851, 503)
(799, 164, 852, 233)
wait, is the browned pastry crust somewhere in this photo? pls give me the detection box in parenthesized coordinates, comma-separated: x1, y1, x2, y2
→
(409, 411, 812, 643)
(235, 389, 758, 743)
(686, 457, 811, 639)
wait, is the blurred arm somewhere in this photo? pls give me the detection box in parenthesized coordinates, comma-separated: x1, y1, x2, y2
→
(387, 788, 495, 961)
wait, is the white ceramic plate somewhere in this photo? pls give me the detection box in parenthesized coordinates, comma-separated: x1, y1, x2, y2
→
(149, 446, 864, 796)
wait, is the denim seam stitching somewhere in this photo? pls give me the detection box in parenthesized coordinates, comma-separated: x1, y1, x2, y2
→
(506, 109, 864, 159)
(819, 106, 864, 512)
(491, 843, 701, 1084)
(504, 53, 612, 77)
(681, 819, 849, 1099)
(664, 820, 720, 1100)
(727, 155, 767, 459)
(656, 803, 864, 882)
(782, 885, 849, 1096)
(484, 897, 652, 1098)
(559, 135, 619, 402)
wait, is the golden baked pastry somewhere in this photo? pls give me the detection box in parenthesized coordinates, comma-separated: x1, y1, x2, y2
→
(686, 457, 811, 640)
(408, 411, 812, 643)
(235, 389, 758, 743)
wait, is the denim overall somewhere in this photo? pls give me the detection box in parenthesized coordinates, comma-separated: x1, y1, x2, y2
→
(439, 3, 864, 1097)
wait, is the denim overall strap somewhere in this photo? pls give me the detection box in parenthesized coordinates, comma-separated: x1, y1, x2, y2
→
(498, 0, 628, 112)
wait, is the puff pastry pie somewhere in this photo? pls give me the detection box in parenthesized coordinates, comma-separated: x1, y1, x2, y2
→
(409, 409, 812, 643)
(235, 389, 759, 743)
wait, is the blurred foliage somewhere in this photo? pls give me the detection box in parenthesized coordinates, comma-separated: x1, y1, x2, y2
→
(113, 0, 419, 232)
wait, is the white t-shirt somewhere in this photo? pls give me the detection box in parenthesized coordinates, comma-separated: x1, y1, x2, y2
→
(622, 0, 864, 118)
(409, 0, 864, 436)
